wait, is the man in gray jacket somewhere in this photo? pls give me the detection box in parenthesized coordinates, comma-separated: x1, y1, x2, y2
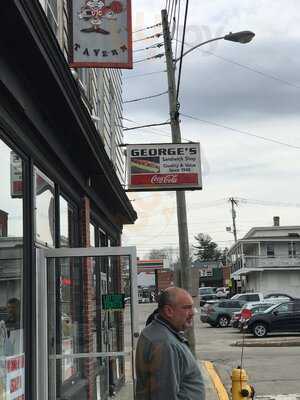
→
(136, 287, 205, 400)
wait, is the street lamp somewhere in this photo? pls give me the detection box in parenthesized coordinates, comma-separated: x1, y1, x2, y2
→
(224, 30, 255, 43)
(174, 30, 255, 62)
(162, 8, 255, 354)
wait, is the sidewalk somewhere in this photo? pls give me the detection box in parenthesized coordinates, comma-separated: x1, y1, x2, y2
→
(232, 337, 300, 347)
(113, 360, 221, 400)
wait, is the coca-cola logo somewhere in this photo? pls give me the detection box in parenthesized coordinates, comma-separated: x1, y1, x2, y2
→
(150, 175, 178, 184)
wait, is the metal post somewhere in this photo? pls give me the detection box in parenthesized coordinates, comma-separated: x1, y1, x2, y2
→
(161, 9, 195, 354)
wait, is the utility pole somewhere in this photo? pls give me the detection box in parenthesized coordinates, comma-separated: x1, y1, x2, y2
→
(162, 9, 195, 354)
(229, 198, 238, 243)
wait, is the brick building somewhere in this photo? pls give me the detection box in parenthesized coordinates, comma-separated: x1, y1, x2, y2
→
(0, 1, 136, 399)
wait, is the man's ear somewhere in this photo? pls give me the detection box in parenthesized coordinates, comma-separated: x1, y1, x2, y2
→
(163, 305, 174, 318)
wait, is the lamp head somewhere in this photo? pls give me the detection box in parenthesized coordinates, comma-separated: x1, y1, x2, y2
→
(224, 30, 255, 44)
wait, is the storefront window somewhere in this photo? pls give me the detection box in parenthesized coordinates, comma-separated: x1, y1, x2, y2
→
(0, 139, 24, 399)
(34, 168, 55, 247)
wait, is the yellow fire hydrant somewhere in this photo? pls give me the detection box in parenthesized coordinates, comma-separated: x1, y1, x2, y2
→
(231, 367, 255, 400)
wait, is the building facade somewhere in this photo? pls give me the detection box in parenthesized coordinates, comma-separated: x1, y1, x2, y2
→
(228, 219, 300, 297)
(192, 260, 224, 288)
(0, 1, 136, 399)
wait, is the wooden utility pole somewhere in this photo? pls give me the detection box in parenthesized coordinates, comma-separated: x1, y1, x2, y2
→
(161, 9, 195, 354)
(229, 197, 239, 243)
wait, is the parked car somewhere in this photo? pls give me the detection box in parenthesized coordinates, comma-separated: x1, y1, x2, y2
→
(216, 287, 230, 298)
(264, 293, 295, 300)
(200, 299, 245, 327)
(199, 287, 216, 295)
(230, 292, 264, 302)
(237, 301, 280, 331)
(243, 300, 300, 337)
(199, 287, 218, 306)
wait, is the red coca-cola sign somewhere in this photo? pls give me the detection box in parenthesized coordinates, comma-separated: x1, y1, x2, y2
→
(131, 173, 198, 186)
(150, 175, 178, 184)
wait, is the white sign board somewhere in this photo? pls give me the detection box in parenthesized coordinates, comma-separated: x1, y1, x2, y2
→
(127, 143, 202, 191)
(69, 0, 133, 69)
(0, 354, 25, 400)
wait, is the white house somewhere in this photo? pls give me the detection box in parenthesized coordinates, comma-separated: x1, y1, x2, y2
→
(228, 217, 300, 297)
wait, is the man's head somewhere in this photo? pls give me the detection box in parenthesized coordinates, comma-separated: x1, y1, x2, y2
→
(158, 287, 194, 331)
(7, 298, 20, 321)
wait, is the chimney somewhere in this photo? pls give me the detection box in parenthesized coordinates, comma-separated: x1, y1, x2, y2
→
(273, 216, 280, 227)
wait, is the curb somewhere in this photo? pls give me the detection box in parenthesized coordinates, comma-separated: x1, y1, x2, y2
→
(203, 361, 229, 400)
(232, 339, 300, 347)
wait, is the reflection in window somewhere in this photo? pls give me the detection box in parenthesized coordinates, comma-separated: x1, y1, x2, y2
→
(60, 196, 76, 248)
(34, 168, 55, 247)
(58, 197, 80, 388)
(90, 224, 95, 247)
(276, 302, 292, 313)
(0, 139, 24, 398)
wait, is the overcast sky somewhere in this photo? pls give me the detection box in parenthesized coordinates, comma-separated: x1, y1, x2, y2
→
(122, 0, 300, 259)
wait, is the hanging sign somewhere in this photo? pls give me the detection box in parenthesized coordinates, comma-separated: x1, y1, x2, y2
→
(10, 152, 23, 199)
(126, 143, 202, 191)
(69, 0, 133, 69)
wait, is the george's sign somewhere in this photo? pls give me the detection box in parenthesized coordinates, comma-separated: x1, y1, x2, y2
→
(126, 143, 202, 191)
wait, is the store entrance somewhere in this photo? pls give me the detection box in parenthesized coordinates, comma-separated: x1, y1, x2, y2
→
(36, 247, 139, 400)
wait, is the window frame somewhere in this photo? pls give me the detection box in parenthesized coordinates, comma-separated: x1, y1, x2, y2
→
(266, 243, 275, 257)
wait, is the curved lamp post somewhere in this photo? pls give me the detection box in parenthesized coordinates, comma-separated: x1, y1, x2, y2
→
(174, 30, 255, 62)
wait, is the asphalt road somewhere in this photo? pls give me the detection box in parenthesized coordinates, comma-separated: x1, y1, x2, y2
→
(195, 310, 300, 396)
(132, 304, 300, 396)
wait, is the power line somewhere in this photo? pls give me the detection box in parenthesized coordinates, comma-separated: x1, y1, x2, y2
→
(174, 0, 181, 60)
(123, 121, 170, 131)
(122, 117, 172, 138)
(133, 23, 162, 34)
(133, 43, 164, 53)
(176, 39, 300, 91)
(176, 0, 190, 103)
(133, 52, 165, 64)
(123, 70, 166, 80)
(123, 90, 168, 104)
(123, 115, 194, 142)
(169, 0, 176, 24)
(133, 33, 162, 43)
(181, 113, 300, 150)
(237, 197, 300, 208)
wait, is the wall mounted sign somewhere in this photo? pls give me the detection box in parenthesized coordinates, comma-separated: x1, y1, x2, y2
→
(2, 353, 25, 400)
(126, 143, 202, 191)
(102, 294, 125, 310)
(69, 0, 133, 69)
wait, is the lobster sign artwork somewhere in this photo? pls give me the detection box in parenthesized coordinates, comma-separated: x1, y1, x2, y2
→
(69, 0, 133, 68)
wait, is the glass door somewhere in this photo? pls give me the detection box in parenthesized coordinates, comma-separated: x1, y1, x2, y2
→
(36, 247, 138, 400)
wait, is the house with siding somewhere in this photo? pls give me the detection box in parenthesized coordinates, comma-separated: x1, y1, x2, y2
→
(228, 217, 300, 297)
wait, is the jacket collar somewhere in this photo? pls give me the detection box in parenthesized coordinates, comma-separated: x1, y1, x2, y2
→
(155, 315, 189, 346)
